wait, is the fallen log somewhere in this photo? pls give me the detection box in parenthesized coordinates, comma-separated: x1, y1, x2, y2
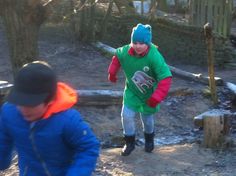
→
(92, 42, 115, 54)
(225, 82, 236, 94)
(0, 82, 123, 107)
(93, 41, 224, 86)
(169, 65, 223, 85)
(0, 81, 13, 95)
(0, 81, 200, 106)
(77, 90, 123, 106)
(0, 81, 13, 106)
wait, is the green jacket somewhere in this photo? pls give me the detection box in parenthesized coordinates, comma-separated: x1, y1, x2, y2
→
(116, 44, 172, 114)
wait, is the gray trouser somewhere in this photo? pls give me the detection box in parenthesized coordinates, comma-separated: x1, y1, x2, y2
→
(121, 105, 154, 136)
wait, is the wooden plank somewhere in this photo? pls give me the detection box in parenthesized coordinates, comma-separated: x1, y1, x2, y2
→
(190, 0, 231, 37)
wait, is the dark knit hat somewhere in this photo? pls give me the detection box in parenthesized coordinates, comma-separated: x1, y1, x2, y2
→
(131, 23, 152, 45)
(7, 61, 57, 106)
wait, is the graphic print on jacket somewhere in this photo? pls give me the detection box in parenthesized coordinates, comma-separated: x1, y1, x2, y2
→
(131, 67, 155, 94)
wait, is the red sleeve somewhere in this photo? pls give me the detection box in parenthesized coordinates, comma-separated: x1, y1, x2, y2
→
(151, 77, 172, 103)
(108, 55, 121, 75)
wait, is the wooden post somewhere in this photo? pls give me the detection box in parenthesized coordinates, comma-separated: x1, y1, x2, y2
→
(204, 23, 218, 104)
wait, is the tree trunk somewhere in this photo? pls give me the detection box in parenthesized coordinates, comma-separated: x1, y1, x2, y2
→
(87, 0, 96, 42)
(174, 0, 179, 13)
(113, 0, 136, 15)
(99, 0, 113, 40)
(159, 0, 168, 12)
(141, 0, 144, 15)
(2, 6, 39, 75)
(78, 0, 87, 41)
(0, 0, 54, 76)
(148, 0, 158, 20)
(69, 0, 76, 42)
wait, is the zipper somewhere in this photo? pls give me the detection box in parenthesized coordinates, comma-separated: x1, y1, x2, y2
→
(29, 122, 52, 176)
(23, 166, 28, 176)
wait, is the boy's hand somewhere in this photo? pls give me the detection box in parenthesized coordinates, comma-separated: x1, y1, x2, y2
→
(147, 96, 159, 108)
(108, 73, 117, 83)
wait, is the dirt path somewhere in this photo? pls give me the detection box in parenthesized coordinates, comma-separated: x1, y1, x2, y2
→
(1, 23, 236, 176)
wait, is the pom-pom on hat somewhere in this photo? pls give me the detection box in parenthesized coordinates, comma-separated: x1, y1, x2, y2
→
(131, 23, 152, 45)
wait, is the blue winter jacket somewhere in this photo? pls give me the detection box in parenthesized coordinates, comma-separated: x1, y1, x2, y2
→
(0, 84, 100, 176)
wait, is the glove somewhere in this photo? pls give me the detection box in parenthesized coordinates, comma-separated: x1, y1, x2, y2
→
(147, 96, 159, 108)
(108, 73, 117, 83)
(108, 56, 120, 83)
(147, 77, 172, 108)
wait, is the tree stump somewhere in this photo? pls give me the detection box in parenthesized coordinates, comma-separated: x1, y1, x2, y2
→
(194, 109, 236, 148)
(203, 113, 229, 148)
(194, 109, 232, 148)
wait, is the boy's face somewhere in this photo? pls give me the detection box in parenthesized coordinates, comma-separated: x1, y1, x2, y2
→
(132, 42, 148, 55)
(17, 103, 51, 122)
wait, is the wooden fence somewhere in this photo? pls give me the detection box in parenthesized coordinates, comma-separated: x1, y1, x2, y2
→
(189, 0, 233, 37)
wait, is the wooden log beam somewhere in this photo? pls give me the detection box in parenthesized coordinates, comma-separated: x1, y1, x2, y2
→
(0, 81, 13, 106)
(0, 81, 13, 95)
(77, 90, 123, 106)
(225, 82, 236, 94)
(0, 82, 123, 106)
(93, 42, 224, 86)
(169, 65, 223, 86)
(0, 81, 201, 106)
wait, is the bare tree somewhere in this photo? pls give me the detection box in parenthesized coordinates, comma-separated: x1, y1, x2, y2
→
(98, 0, 114, 40)
(113, 0, 136, 15)
(174, 0, 179, 12)
(159, 0, 168, 12)
(148, 0, 158, 20)
(75, 0, 96, 41)
(0, 0, 58, 75)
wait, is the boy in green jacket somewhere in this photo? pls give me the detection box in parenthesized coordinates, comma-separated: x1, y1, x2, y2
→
(108, 23, 172, 156)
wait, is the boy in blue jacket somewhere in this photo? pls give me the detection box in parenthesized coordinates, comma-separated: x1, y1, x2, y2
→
(0, 61, 100, 176)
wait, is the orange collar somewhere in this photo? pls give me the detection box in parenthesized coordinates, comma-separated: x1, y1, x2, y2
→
(43, 82, 77, 119)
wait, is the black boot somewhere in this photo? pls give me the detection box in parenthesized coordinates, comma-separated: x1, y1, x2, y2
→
(121, 135, 135, 156)
(144, 132, 154, 153)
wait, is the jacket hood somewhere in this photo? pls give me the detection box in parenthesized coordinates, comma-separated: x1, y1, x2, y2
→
(43, 82, 78, 119)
